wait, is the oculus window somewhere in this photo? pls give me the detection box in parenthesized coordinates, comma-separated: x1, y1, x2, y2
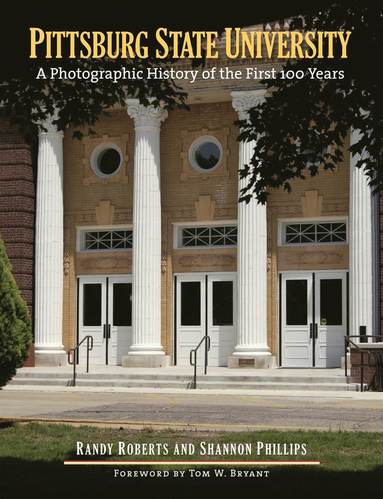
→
(188, 136, 222, 172)
(91, 143, 122, 178)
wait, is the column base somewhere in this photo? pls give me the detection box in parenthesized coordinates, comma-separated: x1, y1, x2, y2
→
(228, 354, 276, 369)
(122, 353, 170, 368)
(35, 349, 67, 367)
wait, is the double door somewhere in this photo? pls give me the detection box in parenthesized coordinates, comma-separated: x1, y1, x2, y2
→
(175, 273, 236, 367)
(281, 271, 347, 367)
(78, 275, 132, 365)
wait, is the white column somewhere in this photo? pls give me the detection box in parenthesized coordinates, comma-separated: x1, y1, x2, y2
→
(124, 99, 168, 367)
(229, 90, 272, 368)
(35, 115, 66, 366)
(349, 128, 379, 336)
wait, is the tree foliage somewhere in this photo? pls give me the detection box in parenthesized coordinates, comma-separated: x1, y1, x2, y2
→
(239, 1, 383, 203)
(0, 237, 32, 386)
(0, 57, 188, 142)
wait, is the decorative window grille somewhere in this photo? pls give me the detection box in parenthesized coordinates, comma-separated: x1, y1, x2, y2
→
(284, 222, 347, 245)
(82, 230, 133, 250)
(181, 225, 237, 248)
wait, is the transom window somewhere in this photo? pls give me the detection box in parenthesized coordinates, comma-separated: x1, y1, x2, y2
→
(283, 222, 347, 245)
(81, 230, 133, 251)
(179, 225, 237, 248)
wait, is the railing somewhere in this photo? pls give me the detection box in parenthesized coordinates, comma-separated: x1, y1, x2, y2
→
(189, 335, 211, 389)
(67, 335, 94, 387)
(344, 335, 383, 392)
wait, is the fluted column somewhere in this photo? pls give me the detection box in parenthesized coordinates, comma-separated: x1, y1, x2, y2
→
(124, 99, 168, 367)
(349, 128, 379, 336)
(229, 90, 272, 368)
(35, 115, 66, 366)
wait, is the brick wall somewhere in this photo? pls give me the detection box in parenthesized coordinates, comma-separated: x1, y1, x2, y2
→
(0, 120, 35, 315)
(350, 350, 378, 387)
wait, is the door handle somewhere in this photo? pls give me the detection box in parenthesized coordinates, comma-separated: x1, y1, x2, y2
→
(103, 324, 107, 339)
(314, 323, 318, 339)
(107, 324, 111, 339)
(310, 323, 313, 339)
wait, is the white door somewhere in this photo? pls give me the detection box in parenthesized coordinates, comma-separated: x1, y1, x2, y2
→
(175, 273, 236, 367)
(315, 272, 347, 368)
(207, 274, 236, 367)
(78, 275, 132, 365)
(281, 273, 313, 367)
(108, 276, 133, 365)
(175, 274, 206, 367)
(281, 271, 347, 368)
(78, 276, 107, 365)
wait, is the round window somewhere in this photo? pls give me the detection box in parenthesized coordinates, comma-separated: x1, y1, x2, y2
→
(91, 144, 122, 178)
(189, 136, 222, 172)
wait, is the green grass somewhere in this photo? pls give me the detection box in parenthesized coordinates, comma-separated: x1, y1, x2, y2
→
(0, 423, 382, 470)
(0, 423, 382, 497)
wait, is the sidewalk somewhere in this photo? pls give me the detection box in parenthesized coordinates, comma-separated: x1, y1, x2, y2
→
(5, 384, 383, 399)
(1, 388, 383, 431)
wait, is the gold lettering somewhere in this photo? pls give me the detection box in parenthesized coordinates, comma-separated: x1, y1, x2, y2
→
(338, 31, 351, 58)
(79, 32, 92, 58)
(277, 32, 290, 58)
(263, 32, 277, 58)
(289, 31, 304, 58)
(225, 28, 240, 59)
(155, 27, 169, 58)
(29, 27, 45, 58)
(304, 32, 317, 58)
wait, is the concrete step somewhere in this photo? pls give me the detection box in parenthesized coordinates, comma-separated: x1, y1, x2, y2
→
(13, 371, 348, 384)
(9, 377, 71, 387)
(75, 380, 356, 391)
(8, 377, 358, 391)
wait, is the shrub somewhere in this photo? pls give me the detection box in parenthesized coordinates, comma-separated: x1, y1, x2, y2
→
(0, 237, 32, 386)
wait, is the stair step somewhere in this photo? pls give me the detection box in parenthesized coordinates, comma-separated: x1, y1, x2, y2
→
(13, 372, 348, 384)
(8, 377, 358, 391)
(9, 378, 71, 386)
(73, 380, 356, 391)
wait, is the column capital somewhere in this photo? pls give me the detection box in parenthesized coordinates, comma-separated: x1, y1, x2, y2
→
(126, 99, 168, 129)
(231, 89, 267, 120)
(38, 111, 63, 137)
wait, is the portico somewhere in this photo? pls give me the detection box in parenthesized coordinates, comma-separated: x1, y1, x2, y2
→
(33, 89, 378, 369)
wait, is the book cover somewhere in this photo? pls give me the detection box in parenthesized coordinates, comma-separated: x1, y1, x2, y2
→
(0, 2, 381, 497)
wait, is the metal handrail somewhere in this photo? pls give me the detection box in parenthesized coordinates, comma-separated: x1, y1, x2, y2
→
(344, 335, 383, 392)
(189, 335, 211, 389)
(67, 335, 94, 387)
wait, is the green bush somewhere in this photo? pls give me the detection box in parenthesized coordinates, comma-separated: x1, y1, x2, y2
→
(0, 236, 32, 386)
